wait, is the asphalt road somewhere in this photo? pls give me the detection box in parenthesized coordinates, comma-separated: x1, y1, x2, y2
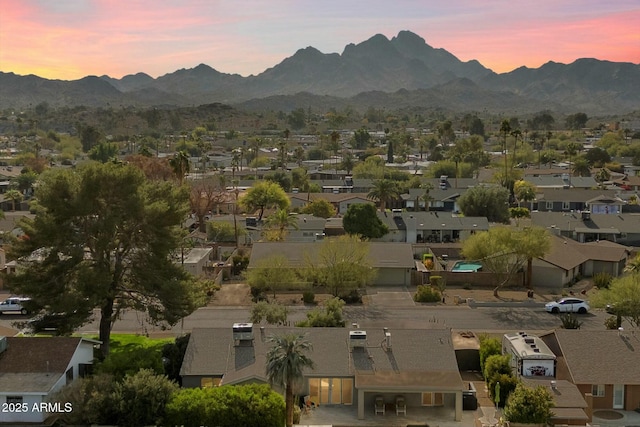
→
(0, 299, 612, 336)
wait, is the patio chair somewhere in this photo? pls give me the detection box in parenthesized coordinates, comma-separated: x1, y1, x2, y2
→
(395, 395, 406, 415)
(374, 396, 385, 415)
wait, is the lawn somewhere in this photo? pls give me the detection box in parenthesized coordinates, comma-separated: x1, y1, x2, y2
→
(83, 333, 174, 354)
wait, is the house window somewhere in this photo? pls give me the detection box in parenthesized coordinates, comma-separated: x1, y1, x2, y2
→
(562, 201, 570, 210)
(308, 378, 353, 405)
(592, 384, 605, 397)
(66, 367, 73, 383)
(201, 377, 221, 388)
(545, 201, 553, 210)
(6, 396, 23, 404)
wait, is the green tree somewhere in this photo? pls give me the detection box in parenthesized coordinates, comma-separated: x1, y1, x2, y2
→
(250, 300, 289, 325)
(458, 186, 510, 223)
(300, 198, 337, 218)
(352, 128, 372, 149)
(6, 163, 208, 357)
(340, 150, 356, 174)
(342, 203, 388, 239)
(288, 108, 306, 130)
(565, 112, 588, 130)
(207, 221, 246, 242)
(89, 142, 119, 163)
(263, 208, 298, 241)
(239, 181, 290, 221)
(584, 147, 611, 167)
(15, 170, 39, 194)
(4, 189, 23, 211)
(461, 226, 551, 297)
(595, 168, 611, 187)
(266, 333, 315, 427)
(572, 157, 591, 177)
(513, 180, 536, 207)
(590, 274, 640, 328)
(79, 124, 103, 152)
(478, 336, 502, 374)
(368, 179, 400, 211)
(500, 119, 512, 187)
(304, 235, 377, 297)
(297, 296, 346, 327)
(503, 383, 554, 425)
(246, 254, 299, 298)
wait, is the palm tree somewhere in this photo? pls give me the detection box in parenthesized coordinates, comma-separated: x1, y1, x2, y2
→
(624, 254, 640, 273)
(340, 150, 355, 175)
(329, 131, 341, 170)
(5, 189, 23, 211)
(511, 129, 522, 168)
(169, 151, 190, 185)
(421, 183, 434, 212)
(266, 333, 315, 427)
(572, 158, 591, 177)
(500, 120, 511, 187)
(595, 168, 611, 188)
(368, 179, 400, 211)
(277, 139, 288, 170)
(264, 209, 298, 241)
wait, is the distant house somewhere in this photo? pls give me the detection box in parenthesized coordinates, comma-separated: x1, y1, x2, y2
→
(531, 189, 618, 213)
(248, 241, 415, 286)
(288, 192, 374, 215)
(402, 187, 466, 212)
(177, 247, 214, 277)
(524, 174, 598, 189)
(376, 211, 489, 244)
(180, 325, 465, 421)
(0, 336, 98, 424)
(541, 330, 640, 412)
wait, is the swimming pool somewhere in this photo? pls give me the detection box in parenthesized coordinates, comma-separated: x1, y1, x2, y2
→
(451, 261, 483, 272)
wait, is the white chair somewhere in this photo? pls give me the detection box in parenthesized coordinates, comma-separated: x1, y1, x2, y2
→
(374, 396, 385, 415)
(395, 396, 406, 415)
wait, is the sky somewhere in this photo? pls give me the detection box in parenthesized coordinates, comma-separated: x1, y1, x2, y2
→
(1, 0, 639, 81)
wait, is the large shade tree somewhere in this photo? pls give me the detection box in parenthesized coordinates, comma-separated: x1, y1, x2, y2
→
(266, 333, 314, 427)
(591, 273, 640, 328)
(238, 181, 289, 221)
(367, 179, 401, 211)
(461, 226, 551, 296)
(458, 186, 510, 223)
(7, 162, 208, 357)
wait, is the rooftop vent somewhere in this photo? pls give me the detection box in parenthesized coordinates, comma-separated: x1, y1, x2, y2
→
(581, 211, 591, 221)
(533, 348, 540, 353)
(550, 380, 557, 389)
(233, 323, 254, 342)
(524, 338, 535, 344)
(349, 330, 367, 348)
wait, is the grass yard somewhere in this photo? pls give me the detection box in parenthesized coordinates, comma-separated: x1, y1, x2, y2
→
(82, 333, 174, 354)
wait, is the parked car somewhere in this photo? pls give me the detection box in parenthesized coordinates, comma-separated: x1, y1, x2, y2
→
(545, 298, 590, 314)
(0, 297, 32, 315)
(25, 308, 92, 335)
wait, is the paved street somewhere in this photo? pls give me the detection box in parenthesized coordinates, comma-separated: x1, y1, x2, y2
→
(0, 289, 612, 336)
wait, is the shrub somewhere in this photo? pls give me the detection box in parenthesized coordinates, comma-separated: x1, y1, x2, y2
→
(302, 291, 315, 304)
(164, 384, 285, 427)
(430, 276, 447, 294)
(96, 346, 164, 380)
(560, 313, 583, 329)
(162, 334, 191, 384)
(483, 354, 511, 383)
(593, 272, 613, 289)
(604, 315, 622, 330)
(413, 285, 441, 303)
(340, 289, 363, 304)
(296, 297, 345, 327)
(478, 336, 501, 374)
(503, 383, 554, 424)
(488, 373, 519, 408)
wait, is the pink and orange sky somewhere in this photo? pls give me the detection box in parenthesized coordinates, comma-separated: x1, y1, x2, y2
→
(1, 0, 639, 81)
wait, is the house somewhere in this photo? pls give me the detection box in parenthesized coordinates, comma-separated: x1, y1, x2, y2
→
(288, 192, 374, 215)
(531, 235, 629, 288)
(376, 211, 489, 244)
(402, 187, 466, 212)
(521, 377, 590, 426)
(614, 175, 640, 191)
(531, 189, 618, 213)
(531, 211, 640, 247)
(541, 330, 640, 412)
(177, 247, 214, 277)
(248, 241, 415, 286)
(524, 175, 598, 189)
(0, 336, 98, 424)
(180, 325, 465, 421)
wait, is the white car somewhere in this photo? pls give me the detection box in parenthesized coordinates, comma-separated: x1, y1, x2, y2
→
(0, 297, 31, 315)
(545, 297, 590, 314)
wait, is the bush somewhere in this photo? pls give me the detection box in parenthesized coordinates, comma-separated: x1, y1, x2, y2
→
(478, 336, 502, 374)
(604, 315, 622, 330)
(414, 285, 441, 303)
(164, 384, 285, 427)
(302, 291, 316, 304)
(96, 346, 164, 380)
(340, 289, 363, 304)
(162, 334, 191, 384)
(429, 276, 446, 294)
(483, 354, 511, 383)
(560, 313, 583, 329)
(593, 272, 613, 289)
(488, 373, 519, 408)
(503, 383, 554, 424)
(296, 297, 345, 327)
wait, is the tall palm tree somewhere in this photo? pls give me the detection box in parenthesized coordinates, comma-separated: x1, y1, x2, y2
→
(169, 150, 190, 185)
(368, 179, 400, 211)
(266, 333, 315, 427)
(511, 129, 522, 168)
(500, 120, 511, 188)
(264, 209, 298, 241)
(340, 150, 355, 175)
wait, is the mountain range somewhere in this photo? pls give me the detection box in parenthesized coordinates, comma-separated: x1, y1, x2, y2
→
(1, 30, 639, 115)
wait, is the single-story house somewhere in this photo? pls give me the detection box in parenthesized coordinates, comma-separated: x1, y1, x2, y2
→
(180, 325, 465, 421)
(177, 247, 214, 277)
(524, 175, 598, 189)
(248, 241, 415, 286)
(529, 189, 618, 213)
(402, 188, 466, 213)
(375, 211, 489, 244)
(531, 236, 629, 288)
(541, 330, 640, 412)
(288, 192, 375, 215)
(0, 336, 98, 424)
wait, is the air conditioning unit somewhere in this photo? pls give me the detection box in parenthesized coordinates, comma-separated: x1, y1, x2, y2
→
(233, 323, 254, 342)
(349, 330, 367, 348)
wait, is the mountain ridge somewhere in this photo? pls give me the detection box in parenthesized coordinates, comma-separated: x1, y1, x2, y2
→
(1, 30, 638, 114)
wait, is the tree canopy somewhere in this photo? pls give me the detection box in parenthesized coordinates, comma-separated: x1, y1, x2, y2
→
(6, 162, 208, 357)
(458, 186, 510, 223)
(591, 273, 640, 328)
(342, 203, 388, 239)
(300, 198, 337, 218)
(461, 226, 551, 296)
(503, 383, 554, 425)
(239, 181, 290, 221)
